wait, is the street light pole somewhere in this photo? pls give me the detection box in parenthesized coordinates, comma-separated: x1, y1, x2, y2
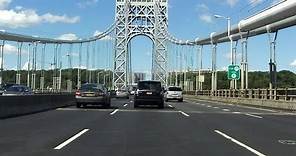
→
(214, 14, 234, 89)
(0, 41, 4, 86)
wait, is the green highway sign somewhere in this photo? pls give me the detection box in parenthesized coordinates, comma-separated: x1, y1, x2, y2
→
(227, 65, 240, 80)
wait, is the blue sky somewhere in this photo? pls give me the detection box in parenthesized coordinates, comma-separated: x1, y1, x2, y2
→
(0, 0, 295, 74)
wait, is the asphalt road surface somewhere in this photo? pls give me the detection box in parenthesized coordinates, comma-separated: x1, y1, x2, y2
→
(1, 97, 296, 156)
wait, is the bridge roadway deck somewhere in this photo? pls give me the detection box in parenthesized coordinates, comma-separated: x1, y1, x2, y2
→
(1, 98, 296, 156)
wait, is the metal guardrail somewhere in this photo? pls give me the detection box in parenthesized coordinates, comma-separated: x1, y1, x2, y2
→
(185, 88, 296, 102)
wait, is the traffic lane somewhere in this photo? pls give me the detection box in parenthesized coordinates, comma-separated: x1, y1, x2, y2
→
(184, 98, 278, 114)
(0, 102, 119, 156)
(167, 100, 236, 114)
(188, 112, 296, 156)
(53, 108, 254, 156)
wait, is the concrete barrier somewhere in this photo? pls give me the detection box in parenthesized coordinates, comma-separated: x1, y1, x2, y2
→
(185, 95, 296, 111)
(0, 94, 75, 118)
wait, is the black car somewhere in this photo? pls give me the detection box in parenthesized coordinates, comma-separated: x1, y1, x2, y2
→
(134, 80, 164, 109)
(2, 84, 33, 96)
(0, 83, 14, 95)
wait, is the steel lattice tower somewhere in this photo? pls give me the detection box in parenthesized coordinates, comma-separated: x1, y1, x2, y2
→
(114, 0, 168, 90)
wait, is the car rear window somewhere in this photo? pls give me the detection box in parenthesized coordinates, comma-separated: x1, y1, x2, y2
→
(138, 81, 161, 91)
(6, 86, 24, 92)
(81, 84, 103, 91)
(168, 87, 182, 91)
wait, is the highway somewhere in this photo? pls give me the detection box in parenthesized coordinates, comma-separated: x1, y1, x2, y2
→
(1, 98, 296, 156)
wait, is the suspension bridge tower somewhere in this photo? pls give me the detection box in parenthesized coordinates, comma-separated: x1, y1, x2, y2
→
(113, 0, 168, 90)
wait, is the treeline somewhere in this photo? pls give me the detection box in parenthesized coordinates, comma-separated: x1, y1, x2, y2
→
(169, 70, 296, 90)
(2, 70, 296, 90)
(2, 69, 113, 89)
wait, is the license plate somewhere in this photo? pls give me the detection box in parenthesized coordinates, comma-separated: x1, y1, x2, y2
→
(146, 92, 153, 95)
(86, 94, 95, 97)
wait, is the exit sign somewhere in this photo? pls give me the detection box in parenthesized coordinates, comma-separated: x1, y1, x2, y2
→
(228, 65, 240, 80)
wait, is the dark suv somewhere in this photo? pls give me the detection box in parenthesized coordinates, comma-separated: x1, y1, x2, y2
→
(134, 80, 164, 109)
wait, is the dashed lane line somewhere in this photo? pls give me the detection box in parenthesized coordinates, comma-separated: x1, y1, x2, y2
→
(214, 130, 266, 156)
(222, 109, 230, 112)
(179, 111, 190, 117)
(245, 113, 263, 119)
(232, 112, 241, 114)
(123, 104, 128, 107)
(54, 129, 89, 150)
(110, 109, 119, 115)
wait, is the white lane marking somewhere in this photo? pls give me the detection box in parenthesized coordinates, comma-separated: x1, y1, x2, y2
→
(214, 130, 266, 156)
(54, 129, 89, 150)
(222, 109, 230, 112)
(123, 104, 128, 107)
(233, 112, 241, 114)
(201, 104, 205, 106)
(168, 104, 173, 108)
(110, 109, 119, 115)
(179, 111, 190, 117)
(207, 105, 212, 108)
(245, 113, 263, 119)
(213, 107, 220, 109)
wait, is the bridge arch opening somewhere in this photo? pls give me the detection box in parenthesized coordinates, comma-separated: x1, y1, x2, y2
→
(128, 34, 154, 84)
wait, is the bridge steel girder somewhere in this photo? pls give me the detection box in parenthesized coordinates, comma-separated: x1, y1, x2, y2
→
(113, 0, 168, 90)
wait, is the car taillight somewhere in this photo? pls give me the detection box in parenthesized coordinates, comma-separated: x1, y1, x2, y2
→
(97, 90, 105, 96)
(75, 90, 81, 96)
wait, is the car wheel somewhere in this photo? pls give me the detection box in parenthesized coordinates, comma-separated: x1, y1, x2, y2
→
(165, 98, 169, 102)
(76, 103, 81, 108)
(83, 104, 87, 108)
(134, 101, 139, 108)
(178, 99, 183, 102)
(158, 101, 164, 109)
(104, 103, 111, 108)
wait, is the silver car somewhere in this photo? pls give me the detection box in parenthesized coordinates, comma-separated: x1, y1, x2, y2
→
(164, 86, 183, 102)
(75, 83, 111, 108)
(116, 89, 129, 99)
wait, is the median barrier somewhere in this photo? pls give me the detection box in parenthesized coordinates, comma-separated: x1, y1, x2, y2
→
(0, 94, 75, 118)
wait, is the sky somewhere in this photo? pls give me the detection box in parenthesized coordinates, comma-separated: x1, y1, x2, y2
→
(0, 0, 295, 75)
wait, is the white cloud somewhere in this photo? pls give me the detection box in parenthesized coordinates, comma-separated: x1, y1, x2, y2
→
(42, 13, 80, 24)
(199, 14, 213, 23)
(22, 61, 32, 70)
(0, 0, 11, 9)
(227, 0, 239, 7)
(77, 0, 98, 8)
(93, 30, 113, 40)
(196, 4, 209, 12)
(249, 0, 264, 6)
(290, 59, 296, 67)
(224, 52, 242, 61)
(57, 33, 79, 40)
(196, 4, 213, 24)
(0, 8, 80, 29)
(4, 44, 18, 54)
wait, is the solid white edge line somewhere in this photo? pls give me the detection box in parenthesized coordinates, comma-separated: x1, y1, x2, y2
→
(54, 129, 89, 150)
(214, 130, 266, 156)
(179, 111, 190, 117)
(245, 113, 263, 119)
(110, 109, 119, 115)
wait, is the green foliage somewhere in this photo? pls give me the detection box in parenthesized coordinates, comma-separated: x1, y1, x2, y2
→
(167, 70, 296, 90)
(2, 69, 296, 90)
